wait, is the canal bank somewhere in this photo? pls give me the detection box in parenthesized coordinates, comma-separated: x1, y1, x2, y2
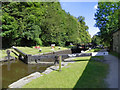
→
(1, 59, 52, 88)
(1, 49, 72, 88)
(8, 50, 90, 88)
(1, 47, 90, 88)
(22, 56, 108, 88)
(8, 59, 75, 88)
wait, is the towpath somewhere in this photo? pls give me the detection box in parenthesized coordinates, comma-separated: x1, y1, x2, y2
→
(104, 53, 119, 89)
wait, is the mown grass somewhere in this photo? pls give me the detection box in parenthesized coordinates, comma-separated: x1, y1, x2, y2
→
(91, 56, 104, 59)
(23, 56, 108, 88)
(0, 46, 69, 59)
(86, 48, 101, 53)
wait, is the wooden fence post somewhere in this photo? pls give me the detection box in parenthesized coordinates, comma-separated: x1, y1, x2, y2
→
(59, 55, 62, 72)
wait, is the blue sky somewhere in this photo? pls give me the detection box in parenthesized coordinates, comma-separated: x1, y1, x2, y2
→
(59, 2, 100, 37)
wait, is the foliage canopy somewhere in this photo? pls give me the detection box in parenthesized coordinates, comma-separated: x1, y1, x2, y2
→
(1, 2, 91, 48)
(94, 2, 120, 47)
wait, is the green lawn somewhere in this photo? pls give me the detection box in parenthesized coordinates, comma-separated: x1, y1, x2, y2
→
(0, 46, 69, 59)
(109, 51, 120, 59)
(91, 56, 104, 60)
(86, 48, 101, 53)
(23, 56, 108, 88)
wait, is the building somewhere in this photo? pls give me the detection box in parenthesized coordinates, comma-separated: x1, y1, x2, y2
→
(113, 29, 120, 54)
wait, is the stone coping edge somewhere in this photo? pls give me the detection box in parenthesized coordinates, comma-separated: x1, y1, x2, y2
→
(8, 72, 42, 88)
(8, 61, 73, 88)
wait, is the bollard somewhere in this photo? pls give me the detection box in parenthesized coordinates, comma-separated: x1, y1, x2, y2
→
(54, 55, 59, 65)
(59, 56, 62, 72)
(6, 50, 11, 71)
(6, 50, 11, 60)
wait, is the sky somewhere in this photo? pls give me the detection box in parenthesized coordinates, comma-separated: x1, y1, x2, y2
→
(59, 1, 100, 37)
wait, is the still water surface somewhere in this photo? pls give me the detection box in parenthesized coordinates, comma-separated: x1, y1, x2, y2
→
(2, 60, 51, 88)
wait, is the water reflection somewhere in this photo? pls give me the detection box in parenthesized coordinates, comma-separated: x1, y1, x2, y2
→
(2, 59, 51, 88)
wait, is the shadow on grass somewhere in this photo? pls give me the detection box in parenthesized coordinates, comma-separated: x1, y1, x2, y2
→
(73, 57, 109, 88)
(64, 59, 89, 62)
(109, 51, 120, 59)
(73, 59, 90, 62)
(49, 67, 59, 72)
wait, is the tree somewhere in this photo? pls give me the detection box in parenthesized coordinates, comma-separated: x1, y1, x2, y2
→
(1, 2, 91, 48)
(94, 2, 120, 47)
(77, 16, 91, 44)
(92, 35, 101, 46)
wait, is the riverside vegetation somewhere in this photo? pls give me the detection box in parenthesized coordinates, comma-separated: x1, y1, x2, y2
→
(1, 2, 91, 48)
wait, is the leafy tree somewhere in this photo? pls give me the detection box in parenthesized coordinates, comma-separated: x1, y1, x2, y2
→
(94, 2, 120, 47)
(92, 35, 101, 46)
(1, 2, 91, 48)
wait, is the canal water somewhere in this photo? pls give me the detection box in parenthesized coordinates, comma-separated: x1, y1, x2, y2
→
(2, 59, 52, 88)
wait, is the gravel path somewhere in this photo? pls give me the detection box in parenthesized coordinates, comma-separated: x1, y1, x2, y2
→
(104, 54, 119, 88)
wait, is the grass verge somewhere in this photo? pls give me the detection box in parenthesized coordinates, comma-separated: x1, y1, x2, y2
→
(109, 51, 120, 59)
(23, 56, 108, 88)
(0, 46, 69, 59)
(86, 48, 101, 53)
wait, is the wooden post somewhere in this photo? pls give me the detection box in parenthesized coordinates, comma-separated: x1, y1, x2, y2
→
(59, 56, 62, 72)
(6, 50, 11, 71)
(6, 50, 10, 60)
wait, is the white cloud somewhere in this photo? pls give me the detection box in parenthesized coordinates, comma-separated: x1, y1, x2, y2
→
(94, 4, 98, 9)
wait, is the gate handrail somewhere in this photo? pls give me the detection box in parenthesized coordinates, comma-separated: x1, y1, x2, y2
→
(12, 46, 27, 57)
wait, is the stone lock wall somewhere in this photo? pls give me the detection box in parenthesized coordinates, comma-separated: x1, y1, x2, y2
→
(27, 49, 72, 64)
(43, 49, 72, 55)
(113, 30, 120, 54)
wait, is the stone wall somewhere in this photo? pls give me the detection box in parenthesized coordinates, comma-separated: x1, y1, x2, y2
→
(27, 49, 72, 64)
(113, 30, 120, 54)
(43, 49, 72, 55)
